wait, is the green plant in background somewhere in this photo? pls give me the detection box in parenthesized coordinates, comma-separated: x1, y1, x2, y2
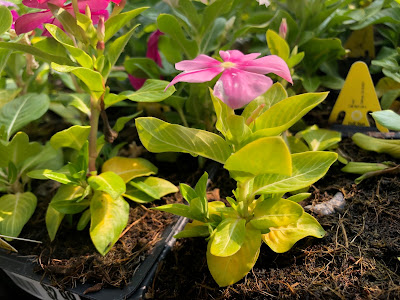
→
(341, 110, 400, 183)
(0, 0, 179, 255)
(135, 49, 337, 286)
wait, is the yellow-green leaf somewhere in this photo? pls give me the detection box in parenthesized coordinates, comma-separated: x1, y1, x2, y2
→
(207, 224, 261, 287)
(90, 191, 129, 256)
(224, 137, 291, 181)
(50, 125, 91, 150)
(102, 156, 157, 183)
(210, 218, 246, 257)
(262, 212, 325, 253)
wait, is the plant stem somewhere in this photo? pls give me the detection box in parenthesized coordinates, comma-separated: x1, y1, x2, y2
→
(237, 180, 251, 219)
(88, 96, 100, 174)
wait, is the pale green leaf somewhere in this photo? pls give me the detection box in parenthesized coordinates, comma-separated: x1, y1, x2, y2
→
(266, 29, 290, 61)
(88, 172, 126, 200)
(51, 63, 105, 99)
(45, 24, 93, 69)
(136, 117, 232, 164)
(299, 127, 341, 151)
(250, 198, 303, 230)
(129, 176, 178, 199)
(263, 212, 325, 253)
(0, 192, 37, 239)
(253, 92, 328, 136)
(352, 133, 400, 158)
(0, 6, 12, 35)
(224, 137, 292, 181)
(287, 193, 311, 203)
(152, 203, 194, 219)
(210, 90, 235, 137)
(104, 7, 148, 42)
(90, 191, 130, 255)
(207, 223, 261, 287)
(241, 83, 288, 121)
(210, 218, 246, 257)
(50, 125, 91, 150)
(252, 151, 337, 195)
(341, 162, 390, 175)
(104, 80, 175, 108)
(371, 110, 400, 131)
(174, 221, 210, 238)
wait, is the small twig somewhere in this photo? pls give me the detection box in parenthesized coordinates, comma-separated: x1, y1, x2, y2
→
(119, 212, 148, 239)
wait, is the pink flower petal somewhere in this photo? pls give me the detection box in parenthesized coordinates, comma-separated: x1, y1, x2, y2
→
(90, 9, 109, 24)
(128, 74, 146, 90)
(214, 68, 273, 109)
(10, 10, 19, 29)
(146, 30, 163, 67)
(175, 54, 221, 71)
(165, 67, 223, 90)
(23, 0, 64, 9)
(239, 55, 293, 84)
(77, 0, 110, 11)
(219, 50, 260, 63)
(15, 10, 53, 35)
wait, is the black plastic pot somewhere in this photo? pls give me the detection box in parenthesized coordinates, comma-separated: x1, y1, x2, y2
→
(0, 215, 188, 300)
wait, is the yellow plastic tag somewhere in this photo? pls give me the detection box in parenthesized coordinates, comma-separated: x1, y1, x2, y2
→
(344, 25, 375, 58)
(328, 61, 389, 133)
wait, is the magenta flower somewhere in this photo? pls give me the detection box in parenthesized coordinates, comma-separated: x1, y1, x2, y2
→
(10, 10, 19, 29)
(166, 50, 293, 109)
(15, 0, 118, 35)
(128, 30, 164, 90)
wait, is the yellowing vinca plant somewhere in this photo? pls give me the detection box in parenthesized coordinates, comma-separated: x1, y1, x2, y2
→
(136, 51, 338, 286)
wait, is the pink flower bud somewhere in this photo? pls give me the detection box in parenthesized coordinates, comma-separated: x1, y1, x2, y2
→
(279, 18, 288, 40)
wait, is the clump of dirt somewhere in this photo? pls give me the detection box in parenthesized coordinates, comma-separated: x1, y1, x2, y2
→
(149, 142, 400, 299)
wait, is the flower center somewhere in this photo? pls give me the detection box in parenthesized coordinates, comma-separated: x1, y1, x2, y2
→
(220, 61, 236, 69)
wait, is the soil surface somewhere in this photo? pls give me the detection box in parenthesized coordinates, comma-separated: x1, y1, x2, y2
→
(149, 138, 400, 299)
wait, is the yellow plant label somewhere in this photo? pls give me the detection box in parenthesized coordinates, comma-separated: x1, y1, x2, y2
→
(328, 61, 388, 133)
(344, 25, 375, 58)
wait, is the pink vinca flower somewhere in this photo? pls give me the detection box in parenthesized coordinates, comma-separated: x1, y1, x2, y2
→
(15, 0, 119, 35)
(129, 30, 164, 90)
(166, 50, 292, 109)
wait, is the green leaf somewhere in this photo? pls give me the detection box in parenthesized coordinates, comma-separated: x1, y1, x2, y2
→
(123, 186, 156, 203)
(200, 17, 226, 53)
(50, 125, 91, 150)
(252, 151, 337, 195)
(266, 29, 290, 61)
(352, 133, 400, 158)
(152, 203, 194, 219)
(104, 7, 148, 42)
(252, 92, 328, 136)
(0, 89, 21, 109)
(207, 223, 261, 287)
(286, 136, 310, 153)
(241, 83, 288, 121)
(157, 14, 198, 59)
(45, 24, 93, 69)
(77, 209, 91, 231)
(136, 117, 232, 164)
(0, 132, 41, 168)
(341, 162, 390, 175)
(0, 93, 50, 140)
(90, 191, 130, 256)
(51, 63, 105, 99)
(88, 172, 126, 200)
(104, 80, 175, 108)
(210, 218, 246, 257)
(174, 221, 210, 238)
(0, 193, 37, 239)
(124, 57, 160, 79)
(287, 193, 311, 203)
(210, 90, 235, 137)
(0, 6, 12, 35)
(299, 127, 341, 151)
(129, 176, 178, 200)
(105, 25, 139, 78)
(179, 183, 197, 204)
(250, 198, 303, 230)
(51, 199, 90, 214)
(201, 0, 233, 36)
(0, 42, 74, 66)
(46, 185, 85, 240)
(28, 168, 75, 184)
(0, 49, 12, 75)
(371, 110, 400, 131)
(224, 137, 292, 182)
(102, 156, 157, 183)
(262, 212, 325, 253)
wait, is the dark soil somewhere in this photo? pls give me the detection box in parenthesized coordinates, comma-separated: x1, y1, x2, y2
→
(149, 138, 400, 300)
